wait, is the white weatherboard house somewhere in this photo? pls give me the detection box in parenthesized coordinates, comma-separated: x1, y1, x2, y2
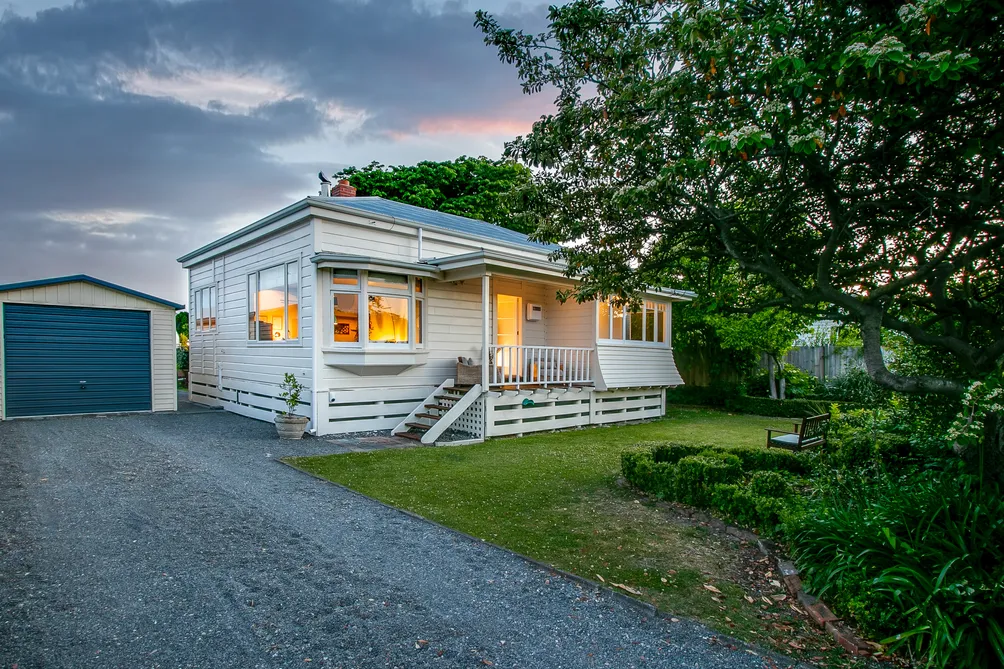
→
(178, 179, 689, 443)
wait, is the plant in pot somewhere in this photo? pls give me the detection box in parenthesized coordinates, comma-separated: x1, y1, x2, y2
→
(275, 372, 310, 439)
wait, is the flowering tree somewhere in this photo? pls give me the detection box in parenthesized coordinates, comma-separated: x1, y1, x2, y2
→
(477, 0, 1003, 462)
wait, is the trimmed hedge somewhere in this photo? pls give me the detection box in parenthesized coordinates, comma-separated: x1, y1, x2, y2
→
(642, 441, 809, 474)
(665, 385, 739, 407)
(621, 441, 804, 535)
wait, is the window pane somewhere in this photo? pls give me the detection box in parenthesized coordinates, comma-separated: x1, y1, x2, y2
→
(645, 302, 655, 342)
(258, 266, 285, 341)
(332, 269, 359, 287)
(194, 291, 202, 332)
(247, 274, 258, 340)
(629, 310, 644, 341)
(657, 304, 667, 344)
(333, 293, 359, 343)
(611, 304, 624, 340)
(414, 277, 424, 294)
(367, 271, 408, 290)
(415, 299, 423, 345)
(598, 301, 610, 339)
(368, 295, 409, 344)
(209, 288, 216, 329)
(286, 262, 299, 340)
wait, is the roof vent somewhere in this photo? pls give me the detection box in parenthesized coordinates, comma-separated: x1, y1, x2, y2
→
(318, 171, 331, 197)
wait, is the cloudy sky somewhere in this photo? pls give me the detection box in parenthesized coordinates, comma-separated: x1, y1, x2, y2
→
(0, 0, 552, 303)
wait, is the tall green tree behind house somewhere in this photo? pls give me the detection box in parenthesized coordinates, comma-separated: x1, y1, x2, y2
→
(334, 157, 535, 233)
(477, 0, 1004, 465)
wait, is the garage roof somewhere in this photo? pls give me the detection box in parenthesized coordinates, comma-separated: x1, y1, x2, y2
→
(0, 275, 184, 310)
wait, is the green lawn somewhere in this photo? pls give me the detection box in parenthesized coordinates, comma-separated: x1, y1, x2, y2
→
(289, 406, 856, 666)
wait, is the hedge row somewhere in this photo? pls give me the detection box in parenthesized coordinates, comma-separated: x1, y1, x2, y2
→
(622, 442, 805, 534)
(641, 441, 810, 474)
(665, 387, 850, 419)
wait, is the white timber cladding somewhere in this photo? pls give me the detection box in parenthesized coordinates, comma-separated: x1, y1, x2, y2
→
(0, 281, 178, 417)
(182, 202, 685, 435)
(186, 223, 315, 426)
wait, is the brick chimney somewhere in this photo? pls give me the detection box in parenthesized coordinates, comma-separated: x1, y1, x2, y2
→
(332, 179, 356, 197)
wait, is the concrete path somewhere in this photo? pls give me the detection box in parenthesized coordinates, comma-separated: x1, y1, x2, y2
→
(0, 410, 803, 668)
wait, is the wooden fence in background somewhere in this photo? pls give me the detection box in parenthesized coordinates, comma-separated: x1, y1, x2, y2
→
(765, 345, 864, 381)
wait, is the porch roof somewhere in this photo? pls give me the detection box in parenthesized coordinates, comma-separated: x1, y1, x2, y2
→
(426, 249, 570, 283)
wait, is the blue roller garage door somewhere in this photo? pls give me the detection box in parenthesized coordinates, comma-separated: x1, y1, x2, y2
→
(3, 304, 152, 418)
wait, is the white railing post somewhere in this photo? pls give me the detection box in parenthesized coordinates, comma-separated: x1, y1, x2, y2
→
(484, 345, 594, 389)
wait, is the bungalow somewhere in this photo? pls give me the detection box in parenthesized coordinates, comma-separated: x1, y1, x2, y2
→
(177, 178, 690, 443)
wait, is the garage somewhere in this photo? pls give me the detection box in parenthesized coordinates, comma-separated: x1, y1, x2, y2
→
(0, 275, 182, 419)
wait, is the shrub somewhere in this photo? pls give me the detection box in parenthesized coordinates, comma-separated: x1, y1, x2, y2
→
(710, 482, 793, 534)
(632, 441, 810, 474)
(728, 446, 810, 474)
(673, 453, 742, 506)
(176, 347, 189, 372)
(825, 408, 924, 472)
(820, 368, 891, 405)
(788, 473, 1004, 668)
(621, 450, 655, 489)
(748, 470, 788, 498)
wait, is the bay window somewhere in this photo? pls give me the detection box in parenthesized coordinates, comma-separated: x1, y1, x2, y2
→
(597, 299, 668, 345)
(247, 261, 299, 342)
(329, 269, 424, 348)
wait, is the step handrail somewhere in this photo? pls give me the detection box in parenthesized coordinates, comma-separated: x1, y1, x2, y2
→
(392, 378, 453, 435)
(421, 384, 482, 444)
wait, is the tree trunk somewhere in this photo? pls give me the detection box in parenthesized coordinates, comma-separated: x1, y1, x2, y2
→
(768, 355, 777, 399)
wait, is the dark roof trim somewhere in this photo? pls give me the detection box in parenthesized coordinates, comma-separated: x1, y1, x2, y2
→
(0, 275, 184, 310)
(309, 253, 442, 278)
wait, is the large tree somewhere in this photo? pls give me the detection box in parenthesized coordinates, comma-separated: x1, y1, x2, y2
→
(334, 156, 535, 232)
(476, 0, 1003, 404)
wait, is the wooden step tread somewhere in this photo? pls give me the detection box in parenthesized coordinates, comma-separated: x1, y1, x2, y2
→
(405, 422, 431, 430)
(434, 395, 460, 402)
(397, 432, 423, 441)
(415, 413, 441, 420)
(425, 403, 452, 411)
(444, 386, 472, 393)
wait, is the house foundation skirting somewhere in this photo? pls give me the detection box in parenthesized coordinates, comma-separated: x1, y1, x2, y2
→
(484, 387, 666, 438)
(191, 372, 667, 439)
(189, 372, 313, 427)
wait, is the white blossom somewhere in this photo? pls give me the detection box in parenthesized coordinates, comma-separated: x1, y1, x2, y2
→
(787, 127, 825, 147)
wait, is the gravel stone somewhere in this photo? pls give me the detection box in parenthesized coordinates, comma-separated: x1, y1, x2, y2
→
(0, 411, 808, 668)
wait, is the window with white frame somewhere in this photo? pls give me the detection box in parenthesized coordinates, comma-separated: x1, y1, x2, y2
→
(193, 286, 216, 333)
(247, 262, 299, 342)
(597, 300, 668, 345)
(330, 269, 424, 348)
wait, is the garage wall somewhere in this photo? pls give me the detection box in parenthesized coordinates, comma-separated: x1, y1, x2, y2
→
(0, 281, 178, 418)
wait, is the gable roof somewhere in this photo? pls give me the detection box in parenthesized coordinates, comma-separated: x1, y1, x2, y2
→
(315, 196, 558, 253)
(0, 274, 184, 310)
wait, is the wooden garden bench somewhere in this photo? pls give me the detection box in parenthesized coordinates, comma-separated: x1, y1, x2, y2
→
(766, 413, 831, 450)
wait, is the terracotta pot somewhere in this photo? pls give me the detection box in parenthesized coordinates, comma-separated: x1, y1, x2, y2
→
(275, 414, 310, 440)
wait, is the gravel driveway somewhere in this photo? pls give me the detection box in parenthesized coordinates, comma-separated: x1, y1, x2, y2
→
(0, 410, 803, 668)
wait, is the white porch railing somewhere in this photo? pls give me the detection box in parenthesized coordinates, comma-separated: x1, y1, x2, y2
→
(489, 345, 592, 388)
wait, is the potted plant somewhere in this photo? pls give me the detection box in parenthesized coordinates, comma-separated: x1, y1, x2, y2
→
(275, 372, 310, 439)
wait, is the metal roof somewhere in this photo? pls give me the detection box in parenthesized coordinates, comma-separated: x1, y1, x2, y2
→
(0, 274, 184, 310)
(316, 197, 558, 253)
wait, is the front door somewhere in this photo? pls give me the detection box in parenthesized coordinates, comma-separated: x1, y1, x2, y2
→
(495, 294, 522, 380)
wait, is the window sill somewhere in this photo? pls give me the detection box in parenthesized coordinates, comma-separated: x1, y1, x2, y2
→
(596, 340, 671, 350)
(248, 340, 303, 348)
(321, 348, 429, 375)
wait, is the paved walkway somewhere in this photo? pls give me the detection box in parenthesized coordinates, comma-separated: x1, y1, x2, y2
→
(0, 411, 804, 668)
